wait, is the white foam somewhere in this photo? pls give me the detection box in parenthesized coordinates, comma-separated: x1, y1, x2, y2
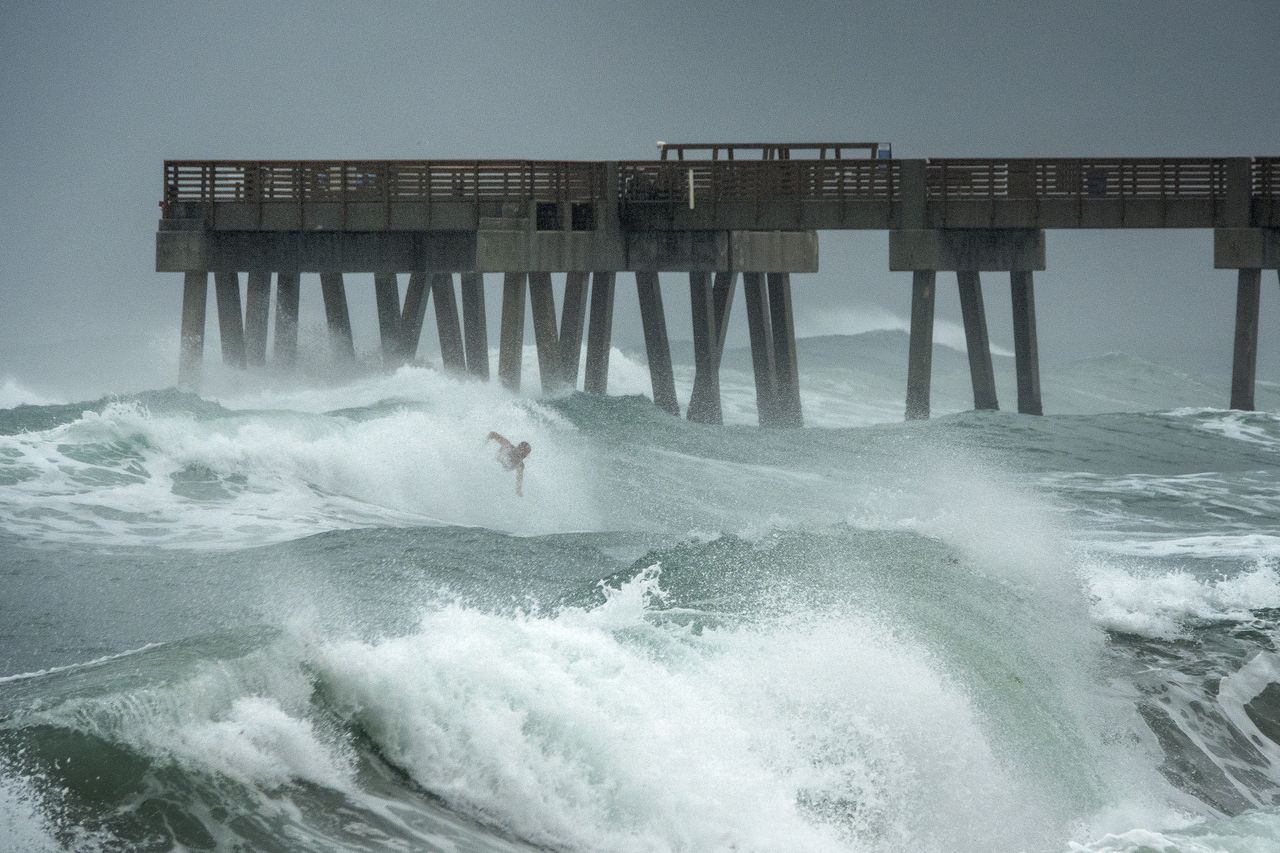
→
(0, 643, 163, 684)
(1188, 410, 1280, 449)
(1070, 809, 1280, 853)
(0, 377, 56, 409)
(0, 369, 603, 547)
(28, 649, 355, 796)
(1098, 534, 1280, 561)
(315, 566, 1069, 853)
(0, 771, 61, 853)
(1085, 559, 1280, 639)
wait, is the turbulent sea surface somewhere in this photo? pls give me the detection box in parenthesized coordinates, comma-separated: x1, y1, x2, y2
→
(3, 332, 1280, 852)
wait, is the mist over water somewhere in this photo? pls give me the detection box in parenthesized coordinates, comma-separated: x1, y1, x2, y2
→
(2, 331, 1280, 852)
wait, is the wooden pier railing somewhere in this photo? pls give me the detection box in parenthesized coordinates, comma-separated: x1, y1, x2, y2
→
(162, 157, 1279, 229)
(163, 160, 609, 205)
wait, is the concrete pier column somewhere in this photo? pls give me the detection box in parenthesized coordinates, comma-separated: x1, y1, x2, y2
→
(460, 273, 489, 379)
(214, 271, 246, 368)
(687, 272, 720, 424)
(905, 270, 936, 420)
(584, 271, 615, 395)
(319, 272, 356, 364)
(686, 271, 738, 424)
(1230, 268, 1263, 410)
(400, 272, 430, 362)
(768, 272, 803, 428)
(374, 273, 403, 368)
(956, 271, 999, 411)
(431, 273, 466, 374)
(244, 272, 271, 367)
(743, 272, 778, 426)
(273, 272, 299, 368)
(498, 272, 527, 391)
(559, 272, 589, 389)
(635, 271, 679, 415)
(178, 271, 208, 388)
(528, 272, 562, 393)
(1010, 270, 1043, 416)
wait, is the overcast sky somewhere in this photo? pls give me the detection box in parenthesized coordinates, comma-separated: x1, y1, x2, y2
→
(1, 0, 1278, 400)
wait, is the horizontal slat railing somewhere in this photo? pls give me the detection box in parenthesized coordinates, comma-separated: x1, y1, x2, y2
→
(926, 158, 1230, 201)
(616, 160, 900, 203)
(1254, 158, 1280, 198)
(164, 158, 1273, 214)
(163, 160, 607, 203)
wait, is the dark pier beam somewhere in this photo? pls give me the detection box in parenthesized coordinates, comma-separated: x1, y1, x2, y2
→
(559, 271, 589, 389)
(273, 272, 299, 368)
(244, 272, 271, 368)
(956, 271, 999, 411)
(498, 272, 527, 391)
(319, 272, 356, 364)
(635, 271, 680, 415)
(743, 272, 778, 426)
(768, 272, 803, 428)
(374, 273, 403, 368)
(178, 271, 207, 388)
(1230, 268, 1263, 411)
(1010, 271, 1043, 416)
(527, 272, 562, 393)
(584, 271, 616, 395)
(460, 273, 490, 379)
(214, 271, 246, 368)
(431, 273, 467, 374)
(905, 270, 936, 421)
(400, 272, 430, 362)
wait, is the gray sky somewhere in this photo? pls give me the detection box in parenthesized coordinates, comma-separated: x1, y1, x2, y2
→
(1, 0, 1278, 399)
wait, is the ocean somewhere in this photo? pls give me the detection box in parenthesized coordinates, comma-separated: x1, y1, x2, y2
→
(2, 331, 1279, 852)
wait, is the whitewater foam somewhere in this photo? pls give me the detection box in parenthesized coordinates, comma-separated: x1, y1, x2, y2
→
(0, 770, 61, 853)
(312, 565, 1094, 852)
(1086, 559, 1280, 639)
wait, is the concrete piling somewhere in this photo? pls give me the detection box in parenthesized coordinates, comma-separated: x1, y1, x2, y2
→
(399, 272, 430, 363)
(374, 273, 403, 368)
(178, 271, 207, 388)
(743, 272, 778, 426)
(768, 272, 803, 428)
(498, 272, 527, 391)
(214, 272, 246, 368)
(319, 273, 356, 364)
(559, 272, 590, 389)
(635, 271, 679, 415)
(244, 272, 271, 367)
(1230, 268, 1263, 410)
(528, 272, 562, 393)
(1010, 271, 1043, 416)
(956, 271, 999, 411)
(431, 273, 467, 374)
(905, 270, 936, 421)
(687, 272, 720, 424)
(273, 272, 299, 368)
(460, 273, 490, 379)
(584, 271, 616, 395)
(685, 270, 737, 424)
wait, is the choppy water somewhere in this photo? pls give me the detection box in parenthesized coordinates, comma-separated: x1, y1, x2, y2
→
(2, 333, 1280, 852)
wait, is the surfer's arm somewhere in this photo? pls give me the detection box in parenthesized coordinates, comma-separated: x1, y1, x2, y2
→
(486, 431, 513, 451)
(515, 463, 524, 497)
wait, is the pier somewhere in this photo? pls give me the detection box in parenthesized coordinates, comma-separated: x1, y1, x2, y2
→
(156, 148, 1280, 424)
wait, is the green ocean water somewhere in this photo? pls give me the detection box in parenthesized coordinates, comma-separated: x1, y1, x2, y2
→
(2, 335, 1280, 852)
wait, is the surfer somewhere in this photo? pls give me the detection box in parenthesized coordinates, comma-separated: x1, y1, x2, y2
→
(486, 431, 531, 497)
